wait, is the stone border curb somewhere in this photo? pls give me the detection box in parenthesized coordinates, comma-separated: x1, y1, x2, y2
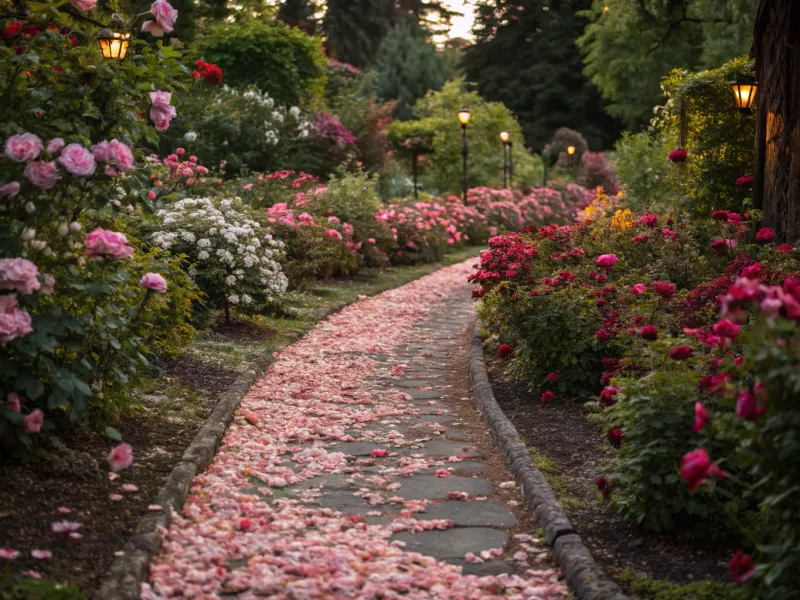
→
(95, 297, 359, 600)
(468, 323, 628, 600)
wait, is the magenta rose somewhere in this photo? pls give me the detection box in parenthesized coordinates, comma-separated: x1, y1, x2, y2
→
(5, 133, 42, 162)
(84, 228, 134, 260)
(692, 402, 707, 433)
(24, 161, 58, 189)
(149, 91, 177, 132)
(0, 294, 33, 346)
(141, 0, 178, 37)
(108, 442, 133, 472)
(631, 283, 646, 295)
(23, 408, 44, 433)
(47, 138, 65, 155)
(7, 392, 21, 413)
(139, 272, 167, 293)
(728, 551, 755, 585)
(0, 182, 20, 198)
(755, 227, 775, 244)
(680, 448, 725, 491)
(0, 258, 41, 295)
(58, 143, 96, 177)
(595, 253, 618, 272)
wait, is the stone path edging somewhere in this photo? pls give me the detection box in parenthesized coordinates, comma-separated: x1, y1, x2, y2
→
(95, 298, 359, 600)
(468, 323, 629, 600)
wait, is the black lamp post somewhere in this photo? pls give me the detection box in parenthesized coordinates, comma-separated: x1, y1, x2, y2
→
(541, 146, 551, 187)
(458, 107, 471, 202)
(500, 132, 513, 189)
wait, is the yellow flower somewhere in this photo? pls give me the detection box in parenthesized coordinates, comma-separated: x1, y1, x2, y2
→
(611, 209, 634, 230)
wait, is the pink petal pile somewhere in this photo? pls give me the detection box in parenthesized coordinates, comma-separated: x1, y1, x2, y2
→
(143, 260, 567, 599)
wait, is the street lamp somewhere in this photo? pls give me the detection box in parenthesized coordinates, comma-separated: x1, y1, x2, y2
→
(97, 29, 130, 60)
(458, 107, 471, 202)
(566, 145, 576, 170)
(500, 132, 512, 189)
(730, 77, 757, 113)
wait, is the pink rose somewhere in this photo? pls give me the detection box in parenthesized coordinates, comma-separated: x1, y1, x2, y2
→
(680, 448, 725, 491)
(0, 182, 20, 198)
(596, 253, 618, 271)
(755, 227, 775, 244)
(325, 229, 342, 240)
(0, 258, 41, 295)
(84, 228, 134, 260)
(108, 442, 133, 472)
(0, 294, 33, 345)
(93, 140, 135, 173)
(70, 0, 96, 9)
(5, 133, 42, 162)
(40, 274, 55, 295)
(23, 409, 44, 433)
(139, 272, 167, 293)
(149, 91, 177, 132)
(7, 392, 21, 412)
(631, 283, 646, 295)
(141, 0, 177, 37)
(47, 138, 65, 155)
(24, 161, 58, 189)
(58, 143, 96, 177)
(692, 402, 707, 433)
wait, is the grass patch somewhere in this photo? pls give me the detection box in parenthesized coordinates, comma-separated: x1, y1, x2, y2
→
(614, 568, 746, 600)
(523, 440, 584, 510)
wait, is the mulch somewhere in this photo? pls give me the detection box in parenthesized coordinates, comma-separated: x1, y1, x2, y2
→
(0, 322, 272, 597)
(486, 358, 734, 588)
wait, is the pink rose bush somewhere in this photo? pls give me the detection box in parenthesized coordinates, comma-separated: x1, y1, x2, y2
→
(0, 294, 33, 346)
(84, 228, 134, 260)
(142, 0, 178, 37)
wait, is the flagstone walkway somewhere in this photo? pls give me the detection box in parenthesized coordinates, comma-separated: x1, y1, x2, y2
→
(142, 259, 568, 599)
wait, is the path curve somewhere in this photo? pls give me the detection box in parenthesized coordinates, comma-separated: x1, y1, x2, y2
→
(143, 259, 568, 599)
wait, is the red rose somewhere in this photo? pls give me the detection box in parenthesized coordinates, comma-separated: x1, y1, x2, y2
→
(741, 263, 762, 279)
(497, 344, 514, 358)
(711, 209, 729, 221)
(202, 64, 223, 86)
(640, 324, 658, 341)
(599, 386, 617, 407)
(546, 372, 559, 383)
(668, 148, 688, 163)
(607, 428, 624, 448)
(652, 281, 676, 301)
(540, 390, 554, 403)
(669, 345, 693, 360)
(239, 519, 252, 531)
(595, 477, 610, 499)
(692, 402, 707, 433)
(755, 227, 775, 244)
(3, 21, 23, 38)
(736, 390, 765, 421)
(681, 448, 725, 491)
(728, 551, 755, 585)
(735, 175, 753, 187)
(712, 319, 740, 339)
(776, 244, 794, 253)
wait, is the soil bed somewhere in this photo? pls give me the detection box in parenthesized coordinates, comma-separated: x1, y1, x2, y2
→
(485, 358, 734, 590)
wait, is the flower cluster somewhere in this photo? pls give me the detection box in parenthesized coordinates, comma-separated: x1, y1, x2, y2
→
(150, 198, 287, 308)
(191, 60, 223, 87)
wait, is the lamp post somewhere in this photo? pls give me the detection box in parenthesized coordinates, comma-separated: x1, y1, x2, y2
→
(97, 29, 131, 60)
(730, 77, 758, 114)
(458, 107, 471, 202)
(541, 145, 551, 188)
(566, 144, 576, 173)
(500, 132, 509, 189)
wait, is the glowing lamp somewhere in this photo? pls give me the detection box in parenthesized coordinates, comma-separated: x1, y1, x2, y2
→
(500, 131, 509, 143)
(98, 30, 130, 60)
(458, 107, 471, 126)
(730, 77, 757, 112)
(567, 145, 576, 155)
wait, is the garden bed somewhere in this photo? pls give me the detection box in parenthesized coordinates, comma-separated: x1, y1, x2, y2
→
(484, 357, 736, 596)
(0, 249, 479, 598)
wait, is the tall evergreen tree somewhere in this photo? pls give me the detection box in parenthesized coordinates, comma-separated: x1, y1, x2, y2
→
(578, 0, 756, 129)
(323, 0, 394, 69)
(374, 22, 447, 120)
(463, 0, 621, 150)
(276, 0, 320, 34)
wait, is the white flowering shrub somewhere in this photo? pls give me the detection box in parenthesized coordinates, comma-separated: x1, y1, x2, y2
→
(149, 197, 287, 313)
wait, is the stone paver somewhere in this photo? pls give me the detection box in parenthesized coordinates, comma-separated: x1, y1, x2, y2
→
(143, 260, 566, 599)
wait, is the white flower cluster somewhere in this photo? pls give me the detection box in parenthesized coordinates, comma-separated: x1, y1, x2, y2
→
(151, 198, 288, 306)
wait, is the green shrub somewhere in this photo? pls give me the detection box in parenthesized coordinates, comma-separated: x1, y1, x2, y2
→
(194, 20, 327, 108)
(654, 56, 756, 217)
(614, 131, 672, 212)
(0, 575, 85, 600)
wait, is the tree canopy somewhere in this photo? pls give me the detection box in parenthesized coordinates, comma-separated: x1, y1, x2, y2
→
(463, 0, 622, 151)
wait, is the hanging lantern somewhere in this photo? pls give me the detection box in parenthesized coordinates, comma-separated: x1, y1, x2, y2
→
(97, 29, 130, 60)
(730, 77, 757, 113)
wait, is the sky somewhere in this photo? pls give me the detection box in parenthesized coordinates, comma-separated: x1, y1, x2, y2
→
(441, 0, 475, 40)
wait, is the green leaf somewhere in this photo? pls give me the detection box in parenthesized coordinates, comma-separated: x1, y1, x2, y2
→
(104, 426, 122, 441)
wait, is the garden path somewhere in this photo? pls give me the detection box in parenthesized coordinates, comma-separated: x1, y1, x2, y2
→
(143, 259, 567, 599)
